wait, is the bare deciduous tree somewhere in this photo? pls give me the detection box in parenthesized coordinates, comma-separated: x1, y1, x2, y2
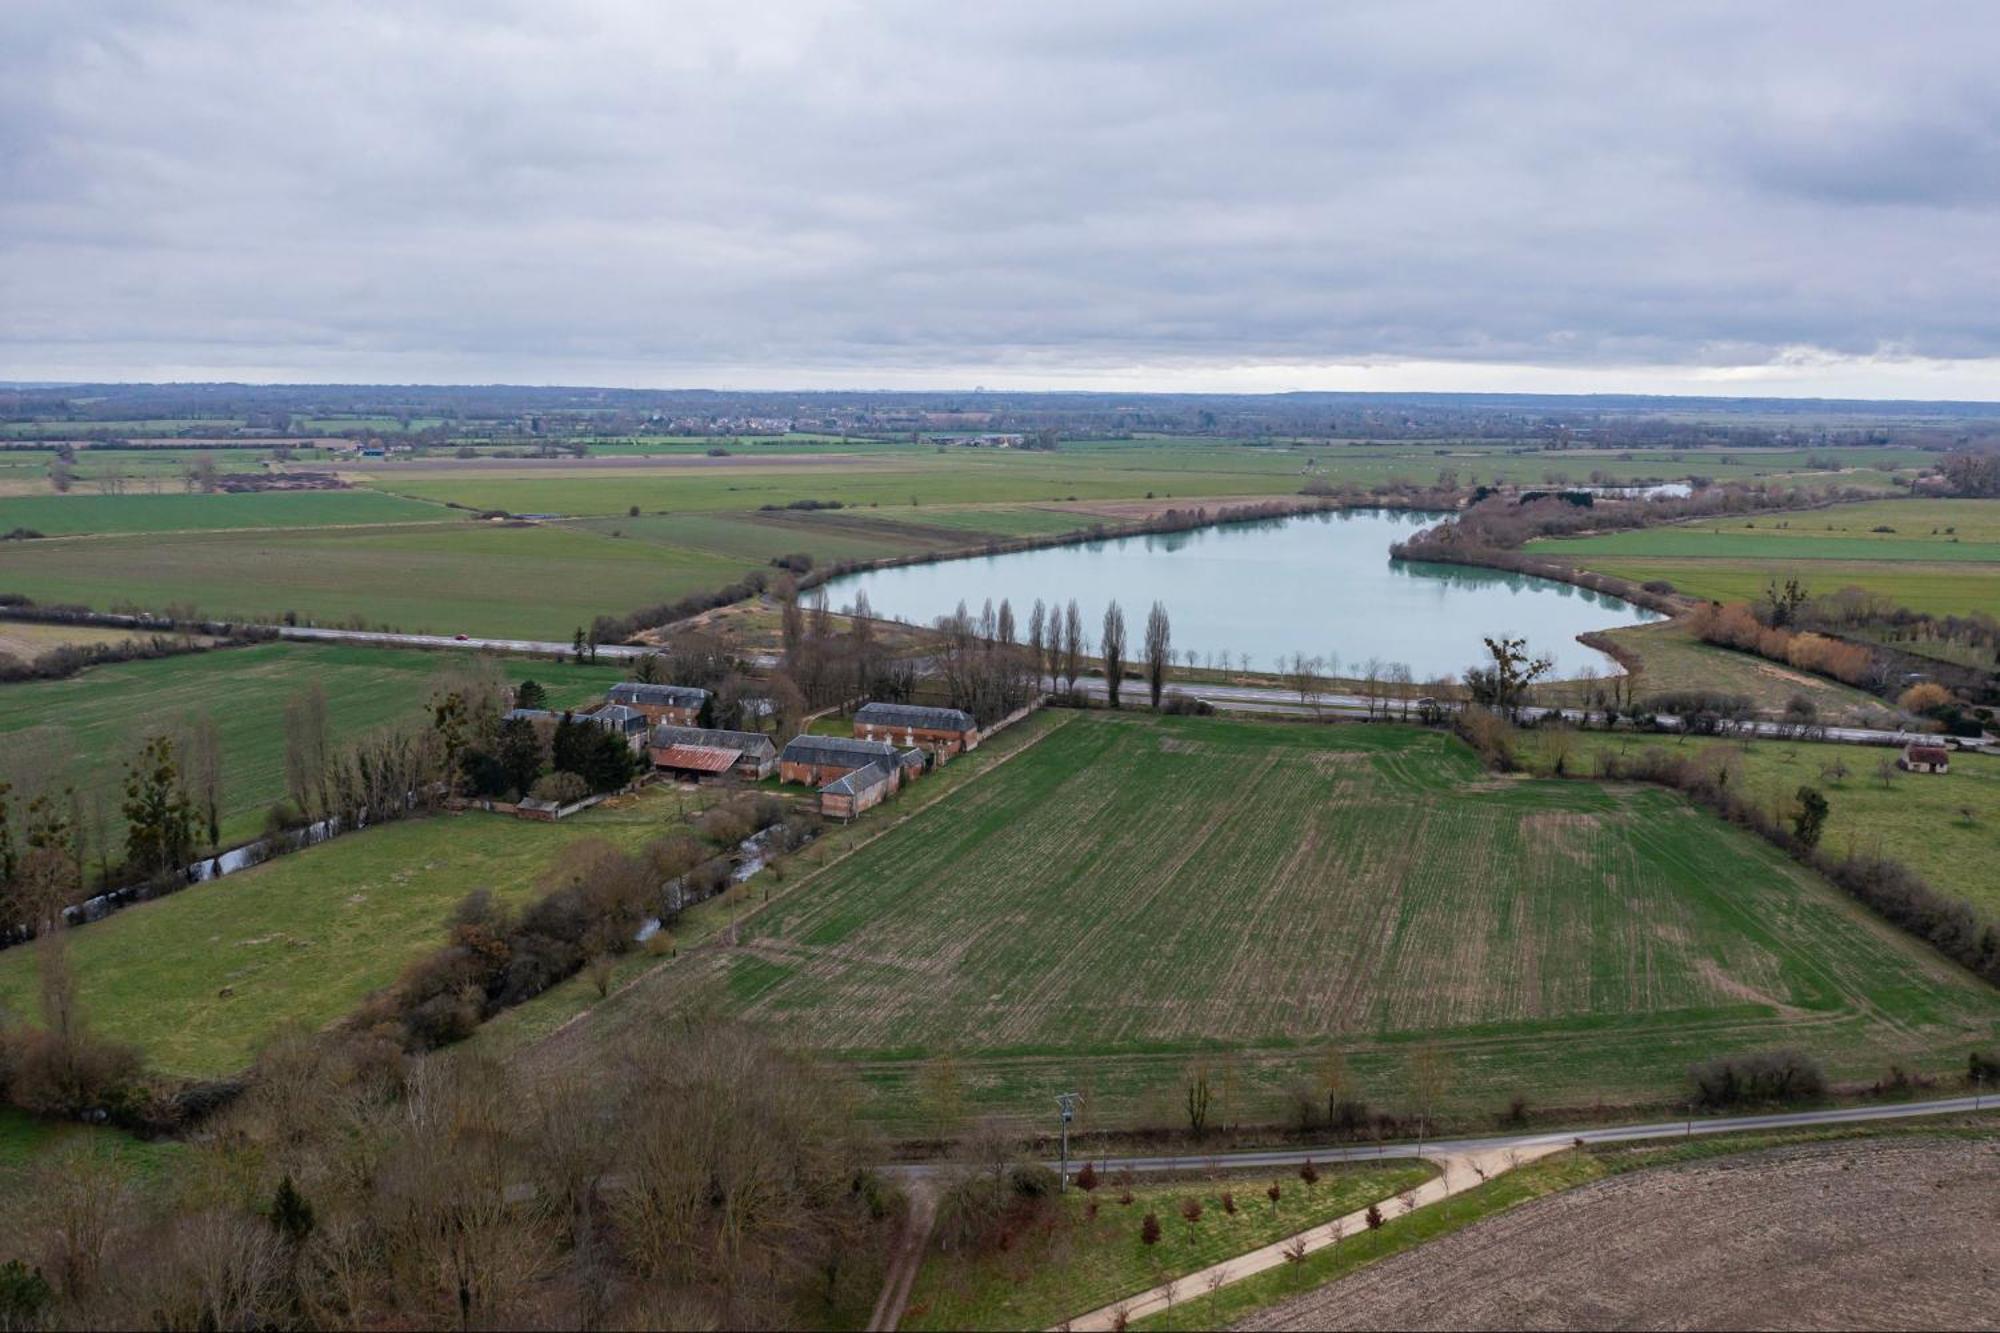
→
(282, 682, 330, 819)
(1143, 602, 1172, 708)
(1102, 601, 1127, 708)
(184, 710, 224, 848)
(1061, 600, 1084, 694)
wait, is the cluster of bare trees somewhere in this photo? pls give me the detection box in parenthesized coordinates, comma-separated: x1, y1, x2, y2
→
(1280, 651, 1449, 720)
(1021, 597, 1179, 709)
(779, 588, 915, 720)
(932, 598, 1040, 724)
(5, 1022, 887, 1330)
(280, 662, 517, 832)
(1028, 598, 1086, 694)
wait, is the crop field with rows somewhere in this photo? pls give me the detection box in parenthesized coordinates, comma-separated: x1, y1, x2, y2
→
(588, 712, 2000, 1126)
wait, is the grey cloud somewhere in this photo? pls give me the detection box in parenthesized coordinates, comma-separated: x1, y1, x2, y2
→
(2, 0, 1997, 384)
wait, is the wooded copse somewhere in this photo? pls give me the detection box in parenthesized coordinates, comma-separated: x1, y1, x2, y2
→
(4, 1019, 888, 1330)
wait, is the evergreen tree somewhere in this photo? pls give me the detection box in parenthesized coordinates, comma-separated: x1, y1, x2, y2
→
(551, 713, 590, 777)
(270, 1174, 315, 1245)
(496, 717, 546, 795)
(514, 678, 548, 710)
(122, 734, 195, 878)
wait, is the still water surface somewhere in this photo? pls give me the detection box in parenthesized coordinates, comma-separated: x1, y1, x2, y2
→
(819, 508, 1661, 678)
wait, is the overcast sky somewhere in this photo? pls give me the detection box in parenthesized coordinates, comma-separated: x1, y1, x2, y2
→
(3, 1, 1997, 396)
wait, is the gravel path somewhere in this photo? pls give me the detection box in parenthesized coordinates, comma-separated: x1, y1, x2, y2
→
(1240, 1138, 2000, 1331)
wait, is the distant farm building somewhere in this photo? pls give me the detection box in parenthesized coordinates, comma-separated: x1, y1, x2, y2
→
(853, 702, 979, 756)
(607, 682, 711, 725)
(648, 725, 779, 780)
(1899, 742, 1951, 774)
(819, 761, 896, 820)
(780, 734, 904, 787)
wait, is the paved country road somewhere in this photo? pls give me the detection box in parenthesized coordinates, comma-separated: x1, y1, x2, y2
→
(265, 625, 1956, 751)
(1052, 674, 1936, 749)
(1011, 1095, 1999, 1333)
(275, 624, 655, 659)
(882, 1093, 1998, 1182)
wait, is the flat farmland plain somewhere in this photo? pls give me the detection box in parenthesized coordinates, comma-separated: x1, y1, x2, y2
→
(0, 520, 750, 637)
(1530, 497, 2000, 617)
(0, 488, 444, 535)
(559, 713, 2000, 1127)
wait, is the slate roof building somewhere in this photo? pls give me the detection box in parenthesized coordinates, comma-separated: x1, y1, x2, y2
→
(854, 701, 980, 756)
(606, 682, 711, 724)
(780, 734, 904, 787)
(818, 761, 896, 820)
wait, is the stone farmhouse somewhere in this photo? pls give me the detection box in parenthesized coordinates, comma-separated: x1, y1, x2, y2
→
(606, 682, 711, 725)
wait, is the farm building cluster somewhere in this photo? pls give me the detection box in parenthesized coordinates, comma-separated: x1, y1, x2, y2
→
(545, 683, 984, 820)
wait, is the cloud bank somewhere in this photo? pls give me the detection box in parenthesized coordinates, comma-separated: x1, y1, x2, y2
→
(3, 1, 1997, 395)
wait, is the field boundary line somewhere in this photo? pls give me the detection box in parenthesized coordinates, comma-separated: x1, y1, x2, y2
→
(519, 709, 1078, 1060)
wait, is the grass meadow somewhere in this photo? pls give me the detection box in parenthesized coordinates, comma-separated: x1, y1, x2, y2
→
(1531, 497, 2000, 618)
(1580, 618, 1887, 722)
(554, 712, 2000, 1129)
(0, 642, 622, 848)
(1524, 730, 2000, 917)
(0, 488, 444, 535)
(0, 520, 752, 638)
(903, 1160, 1435, 1332)
(0, 791, 678, 1077)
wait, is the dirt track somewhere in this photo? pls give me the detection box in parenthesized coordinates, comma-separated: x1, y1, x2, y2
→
(1240, 1138, 2000, 1332)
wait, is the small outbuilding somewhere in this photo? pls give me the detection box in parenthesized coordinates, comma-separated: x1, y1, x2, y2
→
(1899, 741, 1951, 774)
(649, 725, 779, 779)
(819, 761, 895, 820)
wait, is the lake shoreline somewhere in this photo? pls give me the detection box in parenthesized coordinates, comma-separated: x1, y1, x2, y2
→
(816, 503, 1662, 679)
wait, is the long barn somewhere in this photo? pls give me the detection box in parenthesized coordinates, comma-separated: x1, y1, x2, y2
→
(853, 702, 979, 756)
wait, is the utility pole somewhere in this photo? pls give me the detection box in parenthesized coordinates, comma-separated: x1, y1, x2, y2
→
(1055, 1092, 1081, 1191)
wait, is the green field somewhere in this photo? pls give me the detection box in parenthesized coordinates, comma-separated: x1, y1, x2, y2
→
(1582, 618, 1889, 723)
(1531, 498, 2000, 617)
(1555, 559, 2000, 619)
(0, 520, 752, 637)
(0, 642, 622, 848)
(555, 712, 2000, 1127)
(905, 1161, 1434, 1332)
(0, 792, 676, 1076)
(0, 488, 444, 535)
(358, 449, 1315, 515)
(1525, 731, 2000, 917)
